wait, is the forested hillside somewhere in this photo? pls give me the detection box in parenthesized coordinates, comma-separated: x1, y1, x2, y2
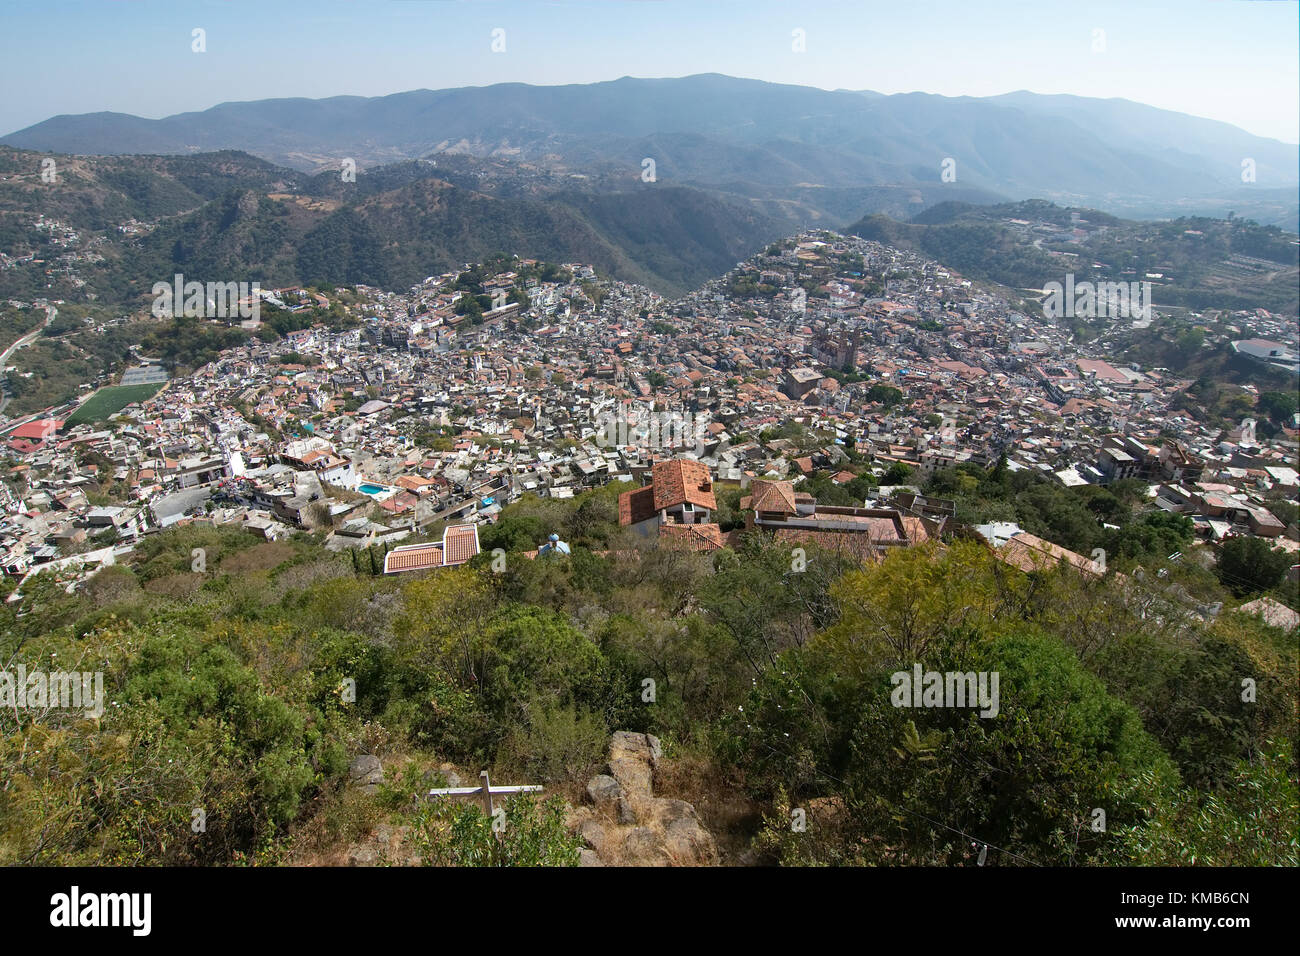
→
(3, 474, 1294, 867)
(0, 146, 793, 302)
(849, 200, 1300, 315)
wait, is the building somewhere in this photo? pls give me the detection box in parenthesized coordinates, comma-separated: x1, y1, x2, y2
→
(382, 523, 480, 574)
(618, 457, 723, 550)
(742, 477, 929, 558)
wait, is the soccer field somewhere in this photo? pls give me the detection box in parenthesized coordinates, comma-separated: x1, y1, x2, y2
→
(63, 383, 165, 427)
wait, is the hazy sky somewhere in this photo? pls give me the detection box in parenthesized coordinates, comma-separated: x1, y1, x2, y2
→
(2, 0, 1297, 143)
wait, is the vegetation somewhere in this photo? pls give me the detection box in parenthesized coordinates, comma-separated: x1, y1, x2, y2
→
(2, 475, 1294, 867)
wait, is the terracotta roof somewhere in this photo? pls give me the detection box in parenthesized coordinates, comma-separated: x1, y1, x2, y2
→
(10, 418, 61, 440)
(659, 522, 724, 551)
(771, 527, 885, 562)
(618, 484, 658, 526)
(999, 532, 1099, 577)
(443, 525, 480, 565)
(1237, 596, 1300, 630)
(650, 458, 716, 511)
(384, 544, 445, 573)
(748, 478, 797, 515)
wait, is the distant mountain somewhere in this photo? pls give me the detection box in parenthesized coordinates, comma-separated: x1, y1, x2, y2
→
(0, 146, 795, 301)
(5, 75, 1296, 229)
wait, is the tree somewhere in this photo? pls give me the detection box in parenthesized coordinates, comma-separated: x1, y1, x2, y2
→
(881, 461, 913, 485)
(1257, 390, 1298, 425)
(1216, 536, 1291, 596)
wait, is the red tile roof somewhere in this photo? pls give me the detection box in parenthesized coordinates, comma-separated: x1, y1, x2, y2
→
(651, 459, 716, 511)
(443, 525, 480, 565)
(999, 532, 1099, 577)
(659, 523, 724, 551)
(618, 484, 658, 526)
(747, 478, 797, 515)
(384, 544, 445, 573)
(10, 418, 61, 441)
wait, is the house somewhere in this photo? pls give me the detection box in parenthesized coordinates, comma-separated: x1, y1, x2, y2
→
(741, 477, 929, 558)
(781, 367, 821, 400)
(982, 528, 1101, 579)
(383, 523, 480, 574)
(618, 457, 723, 550)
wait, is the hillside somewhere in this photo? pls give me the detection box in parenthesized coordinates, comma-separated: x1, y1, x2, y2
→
(5, 75, 1296, 229)
(848, 199, 1300, 316)
(2, 481, 1295, 867)
(0, 146, 795, 302)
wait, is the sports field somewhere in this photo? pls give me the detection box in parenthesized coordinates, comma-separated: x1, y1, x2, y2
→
(63, 383, 165, 427)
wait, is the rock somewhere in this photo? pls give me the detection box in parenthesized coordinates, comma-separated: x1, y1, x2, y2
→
(607, 732, 659, 800)
(609, 731, 657, 765)
(608, 756, 653, 801)
(645, 733, 663, 769)
(648, 798, 698, 828)
(616, 795, 637, 826)
(438, 763, 462, 788)
(348, 755, 383, 793)
(346, 844, 379, 867)
(663, 817, 717, 866)
(568, 732, 718, 867)
(578, 818, 609, 854)
(621, 826, 664, 865)
(585, 773, 622, 809)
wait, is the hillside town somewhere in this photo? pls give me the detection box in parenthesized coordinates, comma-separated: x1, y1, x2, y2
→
(2, 231, 1297, 617)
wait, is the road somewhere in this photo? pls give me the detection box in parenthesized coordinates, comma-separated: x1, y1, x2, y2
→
(0, 304, 57, 417)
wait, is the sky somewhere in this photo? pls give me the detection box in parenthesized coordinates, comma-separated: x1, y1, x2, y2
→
(1, 0, 1297, 143)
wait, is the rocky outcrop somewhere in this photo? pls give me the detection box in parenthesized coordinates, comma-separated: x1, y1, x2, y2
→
(345, 823, 421, 866)
(348, 755, 384, 794)
(570, 731, 717, 866)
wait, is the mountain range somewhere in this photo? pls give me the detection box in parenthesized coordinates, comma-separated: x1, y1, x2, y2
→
(5, 74, 1297, 230)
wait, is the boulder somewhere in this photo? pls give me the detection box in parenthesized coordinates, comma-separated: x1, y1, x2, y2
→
(662, 817, 717, 866)
(348, 755, 383, 793)
(585, 773, 622, 810)
(609, 731, 662, 769)
(578, 818, 610, 854)
(649, 798, 699, 828)
(616, 795, 637, 826)
(439, 765, 463, 788)
(568, 731, 717, 867)
(622, 826, 665, 865)
(608, 756, 653, 801)
(346, 844, 379, 867)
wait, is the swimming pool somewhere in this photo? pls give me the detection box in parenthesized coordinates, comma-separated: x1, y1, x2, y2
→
(358, 483, 388, 496)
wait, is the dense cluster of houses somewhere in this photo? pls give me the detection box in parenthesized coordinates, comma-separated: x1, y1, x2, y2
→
(1, 232, 1295, 609)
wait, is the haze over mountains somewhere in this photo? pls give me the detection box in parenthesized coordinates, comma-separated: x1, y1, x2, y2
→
(5, 74, 1297, 231)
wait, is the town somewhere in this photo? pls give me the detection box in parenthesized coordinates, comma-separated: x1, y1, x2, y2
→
(2, 229, 1296, 626)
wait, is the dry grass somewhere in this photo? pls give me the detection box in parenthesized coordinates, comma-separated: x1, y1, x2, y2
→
(219, 541, 296, 575)
(653, 752, 763, 865)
